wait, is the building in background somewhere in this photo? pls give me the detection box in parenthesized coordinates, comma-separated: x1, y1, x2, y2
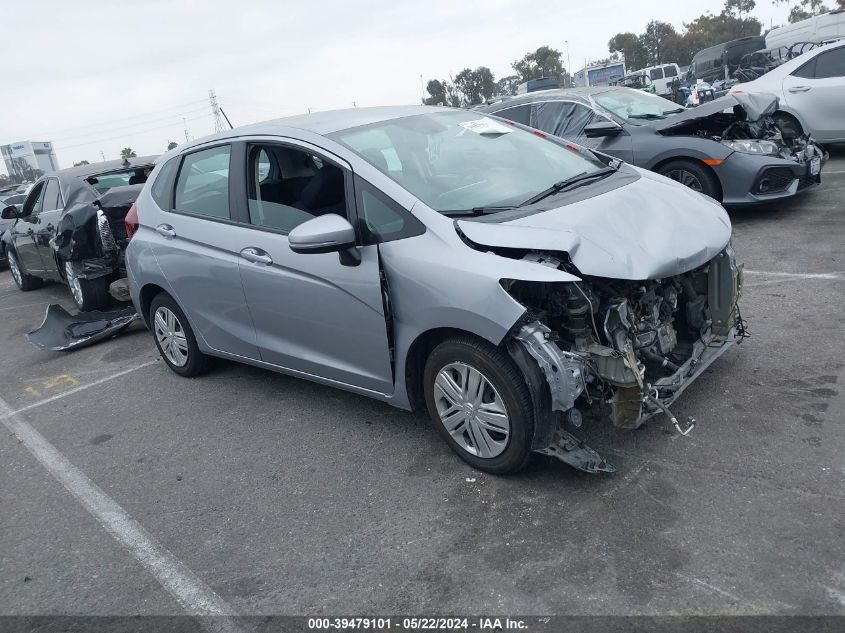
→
(573, 61, 626, 88)
(1, 141, 60, 181)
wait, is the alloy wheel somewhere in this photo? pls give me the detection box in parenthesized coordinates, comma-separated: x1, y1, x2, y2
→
(8, 252, 22, 287)
(153, 306, 189, 367)
(433, 362, 510, 459)
(64, 261, 84, 307)
(665, 169, 703, 192)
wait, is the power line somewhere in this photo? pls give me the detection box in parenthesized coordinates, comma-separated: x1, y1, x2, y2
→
(54, 114, 212, 151)
(48, 106, 210, 143)
(20, 98, 210, 140)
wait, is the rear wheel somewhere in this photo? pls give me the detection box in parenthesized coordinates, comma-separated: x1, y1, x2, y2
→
(63, 259, 109, 311)
(423, 336, 534, 475)
(657, 159, 720, 200)
(7, 250, 43, 292)
(149, 293, 210, 377)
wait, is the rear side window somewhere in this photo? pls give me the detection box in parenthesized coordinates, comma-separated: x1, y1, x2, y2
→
(151, 157, 179, 209)
(649, 67, 664, 80)
(814, 48, 845, 78)
(792, 57, 817, 79)
(492, 104, 530, 126)
(174, 145, 231, 219)
(42, 179, 62, 211)
(663, 65, 678, 77)
(532, 101, 598, 139)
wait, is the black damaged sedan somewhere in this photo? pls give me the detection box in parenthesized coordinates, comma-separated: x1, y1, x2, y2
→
(479, 87, 827, 205)
(1, 157, 156, 310)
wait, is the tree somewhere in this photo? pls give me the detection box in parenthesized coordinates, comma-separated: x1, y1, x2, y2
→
(120, 147, 137, 159)
(423, 79, 448, 105)
(608, 32, 648, 71)
(725, 0, 756, 18)
(773, 0, 829, 22)
(453, 67, 496, 106)
(512, 46, 565, 82)
(167, 141, 178, 150)
(495, 75, 521, 97)
(640, 21, 677, 66)
(73, 160, 90, 166)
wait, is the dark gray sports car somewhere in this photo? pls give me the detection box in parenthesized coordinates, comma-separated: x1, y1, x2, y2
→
(479, 86, 826, 205)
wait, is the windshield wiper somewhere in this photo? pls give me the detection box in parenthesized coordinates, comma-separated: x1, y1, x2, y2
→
(519, 167, 616, 207)
(440, 205, 519, 217)
(662, 107, 685, 115)
(628, 112, 666, 120)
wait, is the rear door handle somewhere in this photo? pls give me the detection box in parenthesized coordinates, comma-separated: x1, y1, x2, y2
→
(240, 247, 273, 265)
(156, 224, 176, 239)
(788, 86, 811, 93)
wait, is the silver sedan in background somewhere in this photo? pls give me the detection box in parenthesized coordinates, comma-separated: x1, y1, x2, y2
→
(127, 106, 743, 475)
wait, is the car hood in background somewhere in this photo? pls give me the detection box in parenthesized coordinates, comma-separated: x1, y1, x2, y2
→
(651, 92, 779, 131)
(457, 168, 732, 280)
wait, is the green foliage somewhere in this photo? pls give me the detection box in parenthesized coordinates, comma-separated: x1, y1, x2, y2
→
(495, 75, 521, 97)
(512, 46, 564, 82)
(120, 147, 137, 159)
(167, 141, 178, 150)
(608, 2, 762, 70)
(453, 67, 497, 106)
(773, 0, 830, 23)
(73, 160, 90, 166)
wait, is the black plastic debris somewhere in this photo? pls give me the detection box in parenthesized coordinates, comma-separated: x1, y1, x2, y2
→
(26, 304, 138, 352)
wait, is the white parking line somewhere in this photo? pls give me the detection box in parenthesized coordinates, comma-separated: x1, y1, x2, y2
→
(0, 360, 159, 420)
(744, 270, 843, 280)
(0, 393, 245, 633)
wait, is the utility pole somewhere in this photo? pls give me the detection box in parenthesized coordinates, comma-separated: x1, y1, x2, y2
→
(183, 117, 190, 142)
(565, 41, 572, 88)
(209, 89, 225, 133)
(100, 150, 106, 161)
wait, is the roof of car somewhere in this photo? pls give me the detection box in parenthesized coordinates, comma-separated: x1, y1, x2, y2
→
(481, 87, 621, 110)
(164, 105, 451, 160)
(55, 156, 158, 180)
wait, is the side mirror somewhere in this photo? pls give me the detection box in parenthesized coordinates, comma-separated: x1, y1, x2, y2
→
(1, 205, 19, 220)
(585, 121, 623, 138)
(289, 214, 356, 255)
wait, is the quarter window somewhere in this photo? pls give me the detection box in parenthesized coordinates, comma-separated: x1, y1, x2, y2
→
(354, 177, 424, 244)
(174, 145, 231, 219)
(151, 157, 179, 210)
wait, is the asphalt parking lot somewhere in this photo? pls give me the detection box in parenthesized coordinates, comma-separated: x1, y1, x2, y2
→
(1, 150, 843, 620)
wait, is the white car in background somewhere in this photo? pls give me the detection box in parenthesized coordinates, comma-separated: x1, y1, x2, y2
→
(733, 40, 845, 143)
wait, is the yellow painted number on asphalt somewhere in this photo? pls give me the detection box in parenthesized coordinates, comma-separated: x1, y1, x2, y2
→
(23, 374, 80, 399)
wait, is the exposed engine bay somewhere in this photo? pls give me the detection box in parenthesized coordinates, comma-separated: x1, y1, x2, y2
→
(503, 246, 744, 470)
(658, 92, 825, 167)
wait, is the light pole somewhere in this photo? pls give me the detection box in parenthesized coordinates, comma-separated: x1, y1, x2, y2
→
(565, 40, 572, 88)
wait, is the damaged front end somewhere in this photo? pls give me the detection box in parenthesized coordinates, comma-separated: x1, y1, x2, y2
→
(52, 184, 141, 286)
(657, 93, 827, 199)
(504, 246, 745, 473)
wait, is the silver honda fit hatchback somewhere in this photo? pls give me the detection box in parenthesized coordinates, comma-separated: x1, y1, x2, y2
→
(127, 105, 743, 475)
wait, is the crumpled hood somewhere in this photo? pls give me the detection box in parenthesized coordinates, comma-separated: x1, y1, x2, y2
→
(457, 168, 732, 280)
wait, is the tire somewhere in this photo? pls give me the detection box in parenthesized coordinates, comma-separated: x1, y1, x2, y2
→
(423, 336, 534, 475)
(657, 159, 720, 200)
(63, 260, 110, 311)
(149, 292, 210, 377)
(7, 250, 43, 292)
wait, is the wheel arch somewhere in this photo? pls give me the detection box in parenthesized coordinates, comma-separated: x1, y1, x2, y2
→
(651, 155, 724, 202)
(138, 283, 169, 328)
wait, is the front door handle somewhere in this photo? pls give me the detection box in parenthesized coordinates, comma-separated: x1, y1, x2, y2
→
(156, 224, 176, 239)
(240, 247, 273, 265)
(788, 86, 811, 93)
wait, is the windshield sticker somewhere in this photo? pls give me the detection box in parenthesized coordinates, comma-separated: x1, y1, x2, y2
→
(458, 118, 512, 136)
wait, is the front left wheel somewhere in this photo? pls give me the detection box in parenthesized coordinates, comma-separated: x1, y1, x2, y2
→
(423, 336, 534, 475)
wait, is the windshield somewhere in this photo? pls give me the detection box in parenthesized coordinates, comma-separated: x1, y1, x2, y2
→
(86, 167, 152, 193)
(593, 89, 684, 123)
(330, 110, 606, 213)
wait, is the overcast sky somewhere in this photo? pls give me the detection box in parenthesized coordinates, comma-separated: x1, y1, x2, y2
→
(1, 0, 792, 172)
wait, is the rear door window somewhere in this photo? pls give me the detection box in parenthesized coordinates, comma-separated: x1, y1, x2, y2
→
(649, 67, 664, 80)
(42, 179, 62, 211)
(663, 65, 678, 78)
(813, 47, 845, 78)
(532, 101, 599, 139)
(174, 145, 231, 219)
